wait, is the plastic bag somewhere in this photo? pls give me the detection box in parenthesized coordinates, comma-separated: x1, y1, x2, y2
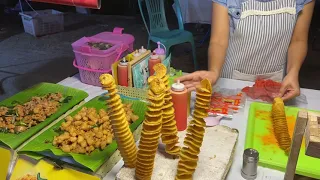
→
(208, 87, 246, 118)
(242, 79, 280, 102)
(242, 79, 308, 107)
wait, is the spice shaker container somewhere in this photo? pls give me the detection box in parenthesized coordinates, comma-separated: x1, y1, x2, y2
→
(241, 148, 259, 180)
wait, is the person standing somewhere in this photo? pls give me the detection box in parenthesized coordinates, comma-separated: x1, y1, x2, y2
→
(177, 0, 315, 101)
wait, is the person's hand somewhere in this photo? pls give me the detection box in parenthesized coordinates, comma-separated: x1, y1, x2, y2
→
(279, 72, 300, 101)
(175, 71, 219, 92)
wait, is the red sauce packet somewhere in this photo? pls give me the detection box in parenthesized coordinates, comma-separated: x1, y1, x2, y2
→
(208, 90, 245, 117)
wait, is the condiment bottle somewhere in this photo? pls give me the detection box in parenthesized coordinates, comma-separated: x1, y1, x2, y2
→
(139, 46, 147, 54)
(133, 50, 141, 58)
(170, 80, 188, 131)
(153, 41, 166, 61)
(148, 52, 161, 76)
(117, 57, 128, 86)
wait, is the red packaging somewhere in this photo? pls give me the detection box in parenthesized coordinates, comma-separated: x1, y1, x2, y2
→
(32, 0, 101, 9)
(208, 89, 245, 118)
(242, 79, 281, 102)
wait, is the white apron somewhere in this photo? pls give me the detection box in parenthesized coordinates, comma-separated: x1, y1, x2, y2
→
(220, 0, 297, 82)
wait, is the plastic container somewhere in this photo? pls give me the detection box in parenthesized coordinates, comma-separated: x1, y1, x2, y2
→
(171, 80, 188, 131)
(72, 39, 128, 86)
(72, 27, 134, 86)
(19, 9, 64, 37)
(118, 58, 129, 86)
(148, 53, 161, 76)
(91, 27, 135, 52)
(153, 41, 166, 61)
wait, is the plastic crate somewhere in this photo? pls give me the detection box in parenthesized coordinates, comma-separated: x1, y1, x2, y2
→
(19, 9, 64, 37)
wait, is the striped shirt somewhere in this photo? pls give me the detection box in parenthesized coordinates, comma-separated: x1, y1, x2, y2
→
(212, 0, 312, 33)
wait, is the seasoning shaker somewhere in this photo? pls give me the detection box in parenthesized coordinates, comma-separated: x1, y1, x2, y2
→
(241, 148, 259, 180)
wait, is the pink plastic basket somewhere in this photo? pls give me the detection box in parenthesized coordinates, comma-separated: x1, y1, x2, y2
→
(72, 27, 135, 86)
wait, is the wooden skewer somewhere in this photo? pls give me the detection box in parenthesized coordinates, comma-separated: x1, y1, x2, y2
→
(305, 112, 320, 158)
(284, 110, 308, 180)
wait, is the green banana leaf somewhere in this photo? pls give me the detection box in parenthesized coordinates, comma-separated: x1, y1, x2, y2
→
(0, 83, 88, 149)
(19, 94, 147, 172)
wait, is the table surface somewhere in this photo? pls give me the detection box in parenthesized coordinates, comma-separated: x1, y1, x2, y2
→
(58, 74, 320, 180)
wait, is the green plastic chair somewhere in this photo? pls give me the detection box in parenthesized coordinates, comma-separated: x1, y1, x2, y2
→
(137, 0, 198, 70)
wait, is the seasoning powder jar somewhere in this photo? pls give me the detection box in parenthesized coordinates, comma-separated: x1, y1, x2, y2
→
(241, 148, 259, 180)
(170, 80, 188, 131)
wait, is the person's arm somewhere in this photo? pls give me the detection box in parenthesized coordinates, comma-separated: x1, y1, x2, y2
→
(286, 1, 315, 76)
(175, 2, 230, 91)
(280, 0, 315, 100)
(208, 2, 230, 76)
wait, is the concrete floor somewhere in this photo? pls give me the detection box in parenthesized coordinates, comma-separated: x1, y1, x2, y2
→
(0, 5, 320, 101)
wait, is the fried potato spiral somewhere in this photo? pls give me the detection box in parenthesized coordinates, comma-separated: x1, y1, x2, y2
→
(135, 77, 166, 180)
(99, 74, 137, 168)
(272, 97, 291, 155)
(175, 79, 212, 180)
(153, 63, 180, 155)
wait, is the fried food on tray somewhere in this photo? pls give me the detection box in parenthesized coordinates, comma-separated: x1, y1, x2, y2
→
(272, 97, 291, 155)
(0, 93, 64, 134)
(175, 79, 212, 180)
(16, 174, 37, 180)
(124, 103, 139, 123)
(53, 102, 139, 154)
(53, 107, 113, 154)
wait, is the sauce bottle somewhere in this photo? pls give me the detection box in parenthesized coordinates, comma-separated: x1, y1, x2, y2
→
(148, 52, 161, 76)
(153, 41, 166, 61)
(139, 46, 147, 54)
(170, 80, 188, 131)
(117, 57, 128, 86)
(133, 50, 141, 59)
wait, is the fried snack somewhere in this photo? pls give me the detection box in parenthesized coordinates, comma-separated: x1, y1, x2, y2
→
(100, 74, 137, 168)
(153, 63, 180, 156)
(135, 77, 166, 180)
(53, 107, 113, 154)
(175, 79, 212, 180)
(272, 97, 291, 155)
(124, 103, 139, 123)
(0, 93, 63, 133)
(17, 174, 36, 180)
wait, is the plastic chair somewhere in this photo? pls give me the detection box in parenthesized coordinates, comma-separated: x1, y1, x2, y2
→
(137, 0, 198, 70)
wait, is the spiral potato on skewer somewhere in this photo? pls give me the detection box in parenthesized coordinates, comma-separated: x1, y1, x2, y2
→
(272, 97, 291, 155)
(99, 74, 137, 168)
(175, 79, 212, 180)
(153, 64, 180, 155)
(135, 76, 166, 180)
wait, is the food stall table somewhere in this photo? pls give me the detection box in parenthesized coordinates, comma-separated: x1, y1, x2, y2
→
(58, 74, 320, 180)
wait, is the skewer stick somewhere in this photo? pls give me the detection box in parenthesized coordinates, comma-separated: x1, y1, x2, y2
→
(284, 110, 308, 180)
